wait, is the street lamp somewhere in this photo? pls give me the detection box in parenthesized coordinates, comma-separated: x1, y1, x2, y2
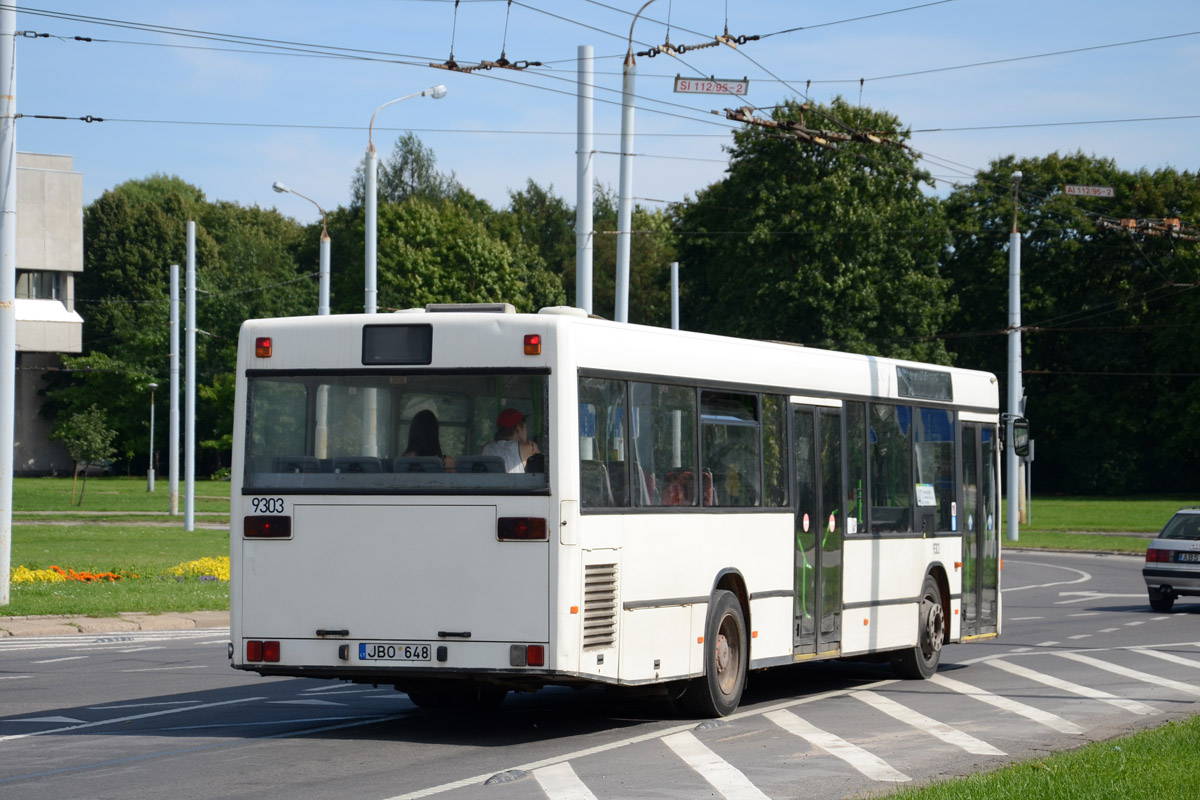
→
(615, 0, 658, 323)
(272, 181, 331, 316)
(147, 382, 158, 493)
(1006, 170, 1023, 542)
(364, 84, 447, 315)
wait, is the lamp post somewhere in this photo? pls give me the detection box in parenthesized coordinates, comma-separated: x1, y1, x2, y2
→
(272, 182, 330, 316)
(1006, 170, 1022, 542)
(364, 84, 447, 315)
(147, 382, 158, 493)
(615, 0, 658, 323)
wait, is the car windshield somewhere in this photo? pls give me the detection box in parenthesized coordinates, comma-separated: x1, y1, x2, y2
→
(244, 371, 549, 494)
(1159, 512, 1200, 541)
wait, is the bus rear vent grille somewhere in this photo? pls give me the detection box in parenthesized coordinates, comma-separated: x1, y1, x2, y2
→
(582, 563, 618, 650)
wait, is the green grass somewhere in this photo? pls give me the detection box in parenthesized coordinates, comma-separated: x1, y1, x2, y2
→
(13, 476, 230, 514)
(1004, 530, 1151, 553)
(878, 715, 1200, 800)
(5, 523, 229, 617)
(1007, 495, 1198, 534)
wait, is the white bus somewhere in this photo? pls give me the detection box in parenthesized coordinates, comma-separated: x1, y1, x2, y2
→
(230, 304, 1001, 716)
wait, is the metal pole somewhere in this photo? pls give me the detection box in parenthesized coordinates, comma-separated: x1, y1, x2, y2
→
(615, 1, 657, 324)
(318, 231, 330, 316)
(1006, 171, 1022, 543)
(0, 5, 16, 606)
(670, 261, 679, 330)
(169, 263, 179, 515)
(147, 383, 157, 492)
(576, 44, 594, 315)
(185, 222, 196, 532)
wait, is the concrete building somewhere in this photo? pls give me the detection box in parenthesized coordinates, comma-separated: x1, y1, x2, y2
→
(14, 152, 84, 475)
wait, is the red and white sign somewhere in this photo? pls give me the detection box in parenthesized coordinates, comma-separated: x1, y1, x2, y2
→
(673, 77, 749, 96)
(1065, 184, 1114, 198)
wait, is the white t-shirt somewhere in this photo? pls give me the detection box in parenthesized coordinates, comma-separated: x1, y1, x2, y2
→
(481, 439, 524, 473)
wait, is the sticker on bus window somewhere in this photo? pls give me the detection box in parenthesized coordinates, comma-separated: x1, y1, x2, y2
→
(803, 513, 810, 533)
(916, 483, 937, 507)
(828, 514, 836, 533)
(951, 501, 957, 532)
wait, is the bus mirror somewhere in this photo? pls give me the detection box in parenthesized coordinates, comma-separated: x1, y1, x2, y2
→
(1010, 418, 1030, 458)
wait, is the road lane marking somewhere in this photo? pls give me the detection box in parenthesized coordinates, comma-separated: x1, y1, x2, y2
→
(89, 701, 200, 710)
(31, 656, 88, 664)
(268, 699, 346, 706)
(533, 762, 600, 800)
(989, 659, 1157, 715)
(0, 696, 266, 743)
(930, 674, 1083, 734)
(1009, 617, 1043, 621)
(663, 731, 773, 798)
(1134, 649, 1200, 669)
(851, 691, 1004, 755)
(161, 714, 386, 731)
(1068, 635, 1092, 640)
(1036, 641, 1060, 647)
(8, 717, 85, 724)
(1125, 621, 1145, 627)
(1055, 652, 1200, 696)
(1099, 628, 1120, 633)
(1002, 561, 1091, 593)
(1068, 612, 1102, 617)
(118, 647, 165, 653)
(121, 665, 208, 672)
(765, 710, 909, 782)
(0, 676, 29, 680)
(380, 679, 899, 800)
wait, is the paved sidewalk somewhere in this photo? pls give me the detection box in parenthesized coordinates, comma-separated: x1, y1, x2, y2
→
(0, 610, 230, 638)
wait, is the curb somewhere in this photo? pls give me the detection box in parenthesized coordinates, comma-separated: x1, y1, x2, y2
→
(0, 610, 230, 639)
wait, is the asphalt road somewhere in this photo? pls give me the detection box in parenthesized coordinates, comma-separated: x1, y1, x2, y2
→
(2, 550, 1198, 800)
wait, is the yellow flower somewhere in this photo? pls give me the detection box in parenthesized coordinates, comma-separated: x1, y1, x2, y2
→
(164, 556, 230, 582)
(11, 565, 67, 584)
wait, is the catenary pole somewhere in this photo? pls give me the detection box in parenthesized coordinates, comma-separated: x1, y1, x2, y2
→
(169, 263, 180, 515)
(670, 261, 679, 330)
(1006, 171, 1022, 543)
(575, 44, 594, 314)
(185, 223, 195, 532)
(616, 1, 657, 322)
(0, 5, 16, 605)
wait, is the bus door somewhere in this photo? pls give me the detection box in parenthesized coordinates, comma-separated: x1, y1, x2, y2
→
(792, 402, 843, 655)
(960, 423, 1000, 637)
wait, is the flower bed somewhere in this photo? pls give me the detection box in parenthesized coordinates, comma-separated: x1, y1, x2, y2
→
(11, 556, 229, 584)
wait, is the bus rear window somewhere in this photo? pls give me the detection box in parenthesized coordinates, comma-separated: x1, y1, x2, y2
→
(244, 371, 548, 494)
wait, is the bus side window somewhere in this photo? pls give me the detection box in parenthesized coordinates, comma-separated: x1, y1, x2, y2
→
(869, 404, 912, 533)
(631, 382, 697, 507)
(700, 391, 761, 508)
(579, 377, 627, 509)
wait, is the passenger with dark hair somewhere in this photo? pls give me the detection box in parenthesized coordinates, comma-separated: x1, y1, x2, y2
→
(404, 409, 455, 470)
(481, 408, 539, 473)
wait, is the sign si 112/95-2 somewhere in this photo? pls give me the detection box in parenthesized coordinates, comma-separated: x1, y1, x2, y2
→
(673, 77, 748, 95)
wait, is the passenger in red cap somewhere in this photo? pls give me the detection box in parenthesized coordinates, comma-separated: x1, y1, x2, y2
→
(482, 408, 540, 472)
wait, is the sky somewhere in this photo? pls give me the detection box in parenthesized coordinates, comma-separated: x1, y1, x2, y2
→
(11, 0, 1200, 226)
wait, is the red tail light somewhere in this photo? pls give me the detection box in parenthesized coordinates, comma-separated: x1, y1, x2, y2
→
(246, 640, 263, 662)
(524, 334, 541, 355)
(245, 516, 292, 538)
(498, 517, 547, 541)
(526, 645, 545, 667)
(1146, 548, 1170, 563)
(255, 337, 272, 358)
(263, 641, 281, 662)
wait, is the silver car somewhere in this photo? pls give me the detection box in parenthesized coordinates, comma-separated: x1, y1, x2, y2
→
(1143, 508, 1200, 612)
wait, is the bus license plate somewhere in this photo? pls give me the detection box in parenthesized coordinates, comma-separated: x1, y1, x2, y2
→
(359, 642, 432, 662)
(1178, 552, 1200, 563)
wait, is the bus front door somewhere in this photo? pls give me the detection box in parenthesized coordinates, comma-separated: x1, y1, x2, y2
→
(792, 404, 843, 656)
(961, 423, 1000, 637)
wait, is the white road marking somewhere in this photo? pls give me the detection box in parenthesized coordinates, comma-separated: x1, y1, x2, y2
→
(1036, 641, 1061, 647)
(1068, 635, 1092, 640)
(0, 696, 265, 743)
(1099, 628, 1120, 633)
(663, 731, 773, 798)
(533, 762, 600, 800)
(1002, 561, 1091, 593)
(118, 647, 165, 653)
(930, 674, 1083, 734)
(1009, 647, 1033, 653)
(89, 701, 201, 710)
(268, 699, 345, 706)
(162, 714, 383, 731)
(301, 686, 372, 695)
(1058, 592, 1144, 605)
(851, 690, 1004, 755)
(120, 665, 208, 672)
(0, 676, 29, 680)
(1068, 612, 1102, 617)
(1008, 616, 1043, 621)
(31, 656, 89, 664)
(8, 716, 85, 724)
(989, 659, 1157, 715)
(379, 679, 898, 800)
(765, 710, 910, 782)
(1152, 616, 1172, 621)
(1125, 621, 1146, 627)
(1134, 649, 1200, 669)
(1055, 652, 1200, 696)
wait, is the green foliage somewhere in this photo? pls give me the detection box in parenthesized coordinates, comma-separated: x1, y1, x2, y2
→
(943, 153, 1200, 493)
(350, 132, 463, 206)
(675, 98, 951, 362)
(588, 184, 677, 326)
(51, 404, 117, 468)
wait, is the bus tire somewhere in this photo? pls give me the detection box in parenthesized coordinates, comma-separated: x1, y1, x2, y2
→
(892, 574, 945, 680)
(680, 590, 747, 717)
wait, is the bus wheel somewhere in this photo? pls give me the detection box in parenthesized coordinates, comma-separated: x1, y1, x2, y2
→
(680, 590, 747, 717)
(892, 574, 945, 680)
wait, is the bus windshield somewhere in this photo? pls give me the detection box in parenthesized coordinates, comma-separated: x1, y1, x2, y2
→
(243, 370, 549, 494)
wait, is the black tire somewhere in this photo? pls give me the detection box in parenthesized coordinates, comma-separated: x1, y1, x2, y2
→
(892, 574, 945, 680)
(1148, 587, 1175, 613)
(680, 590, 748, 717)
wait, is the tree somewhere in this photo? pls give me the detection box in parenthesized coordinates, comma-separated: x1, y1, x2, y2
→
(675, 98, 951, 363)
(52, 405, 117, 505)
(943, 152, 1200, 493)
(587, 184, 677, 326)
(350, 132, 462, 207)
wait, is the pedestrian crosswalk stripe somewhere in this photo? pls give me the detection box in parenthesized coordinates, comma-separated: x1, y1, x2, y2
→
(1133, 648, 1200, 670)
(851, 690, 1005, 755)
(662, 731, 771, 800)
(533, 762, 599, 800)
(765, 710, 910, 782)
(990, 659, 1157, 715)
(1055, 652, 1200, 696)
(930, 673, 1084, 734)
